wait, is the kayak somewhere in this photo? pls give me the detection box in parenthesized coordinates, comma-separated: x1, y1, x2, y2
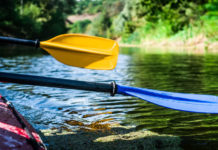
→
(0, 95, 46, 150)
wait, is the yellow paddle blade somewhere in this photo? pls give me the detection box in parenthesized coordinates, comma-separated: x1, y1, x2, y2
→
(40, 34, 119, 70)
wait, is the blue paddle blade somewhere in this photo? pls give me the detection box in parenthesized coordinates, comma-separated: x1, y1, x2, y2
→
(117, 84, 218, 113)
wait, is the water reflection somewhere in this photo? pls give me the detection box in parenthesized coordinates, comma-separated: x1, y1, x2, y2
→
(1, 46, 218, 143)
(121, 47, 218, 141)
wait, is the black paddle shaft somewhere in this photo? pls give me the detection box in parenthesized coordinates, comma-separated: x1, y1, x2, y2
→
(0, 72, 117, 96)
(0, 36, 39, 48)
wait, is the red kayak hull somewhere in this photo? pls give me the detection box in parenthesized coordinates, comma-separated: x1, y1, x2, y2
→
(0, 95, 46, 150)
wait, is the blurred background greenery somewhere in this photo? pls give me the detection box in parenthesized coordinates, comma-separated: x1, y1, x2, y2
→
(0, 0, 217, 43)
(0, 0, 75, 39)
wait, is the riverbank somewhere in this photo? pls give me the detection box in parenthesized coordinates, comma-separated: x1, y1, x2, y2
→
(40, 125, 181, 150)
(119, 34, 218, 53)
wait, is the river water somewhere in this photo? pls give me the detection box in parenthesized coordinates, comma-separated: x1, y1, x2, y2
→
(1, 46, 218, 145)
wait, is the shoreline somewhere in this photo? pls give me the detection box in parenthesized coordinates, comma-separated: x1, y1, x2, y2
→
(118, 35, 218, 53)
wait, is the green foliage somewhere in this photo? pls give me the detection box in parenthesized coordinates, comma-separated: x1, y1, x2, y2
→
(74, 0, 124, 15)
(201, 19, 218, 41)
(41, 10, 67, 38)
(21, 3, 41, 19)
(203, 0, 218, 19)
(136, 0, 207, 33)
(112, 0, 136, 37)
(73, 0, 125, 38)
(119, 0, 218, 43)
(74, 0, 103, 14)
(122, 20, 174, 44)
(89, 11, 112, 37)
(122, 30, 141, 44)
(0, 0, 76, 39)
(0, 0, 19, 35)
(122, 21, 138, 43)
(69, 20, 91, 33)
(1, 0, 216, 42)
(112, 15, 126, 36)
(17, 3, 43, 37)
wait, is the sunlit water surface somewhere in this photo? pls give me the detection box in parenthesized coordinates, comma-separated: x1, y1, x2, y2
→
(1, 46, 218, 144)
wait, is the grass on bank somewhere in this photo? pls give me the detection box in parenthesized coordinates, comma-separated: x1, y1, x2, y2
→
(121, 17, 217, 46)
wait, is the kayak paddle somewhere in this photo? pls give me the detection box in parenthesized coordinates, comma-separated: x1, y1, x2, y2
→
(1, 72, 218, 113)
(0, 34, 119, 70)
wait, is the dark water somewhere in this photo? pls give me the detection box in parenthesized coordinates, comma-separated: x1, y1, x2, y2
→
(1, 46, 218, 146)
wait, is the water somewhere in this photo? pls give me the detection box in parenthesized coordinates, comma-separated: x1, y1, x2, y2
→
(1, 46, 218, 144)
